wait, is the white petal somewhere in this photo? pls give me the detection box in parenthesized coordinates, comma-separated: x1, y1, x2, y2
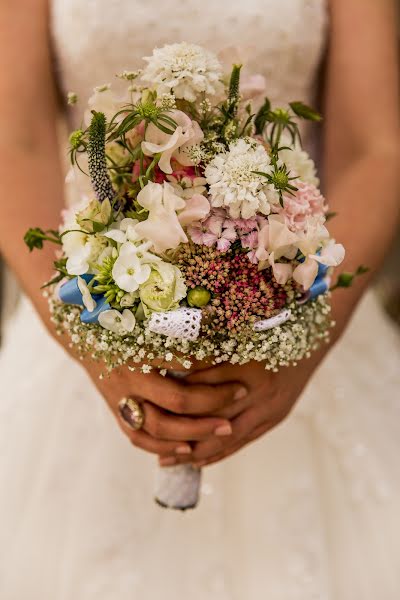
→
(121, 309, 136, 332)
(77, 276, 97, 312)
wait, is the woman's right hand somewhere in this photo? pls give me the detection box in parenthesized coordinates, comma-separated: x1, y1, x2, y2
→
(83, 358, 247, 460)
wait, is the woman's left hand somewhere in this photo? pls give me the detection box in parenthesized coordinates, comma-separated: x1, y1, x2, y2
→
(159, 354, 324, 468)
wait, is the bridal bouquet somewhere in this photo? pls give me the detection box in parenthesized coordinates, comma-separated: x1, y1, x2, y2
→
(25, 43, 352, 509)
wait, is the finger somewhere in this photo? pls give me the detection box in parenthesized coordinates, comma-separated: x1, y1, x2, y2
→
(172, 405, 271, 464)
(210, 395, 250, 419)
(142, 401, 233, 441)
(128, 428, 192, 457)
(193, 421, 278, 467)
(137, 373, 247, 415)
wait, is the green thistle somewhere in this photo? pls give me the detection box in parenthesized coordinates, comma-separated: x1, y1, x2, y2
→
(88, 111, 116, 202)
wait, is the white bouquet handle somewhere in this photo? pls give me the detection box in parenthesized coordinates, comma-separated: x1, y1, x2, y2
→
(154, 370, 202, 510)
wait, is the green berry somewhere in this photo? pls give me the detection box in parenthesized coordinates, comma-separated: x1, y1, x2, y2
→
(187, 286, 211, 308)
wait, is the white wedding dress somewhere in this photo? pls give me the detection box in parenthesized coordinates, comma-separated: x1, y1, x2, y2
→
(1, 1, 400, 598)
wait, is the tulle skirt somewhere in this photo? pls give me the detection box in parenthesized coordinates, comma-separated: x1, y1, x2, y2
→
(0, 291, 400, 600)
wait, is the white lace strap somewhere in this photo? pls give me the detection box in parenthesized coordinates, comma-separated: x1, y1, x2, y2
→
(253, 309, 292, 331)
(147, 307, 202, 341)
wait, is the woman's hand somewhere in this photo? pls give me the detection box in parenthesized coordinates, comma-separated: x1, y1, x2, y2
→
(158, 355, 323, 468)
(83, 358, 247, 459)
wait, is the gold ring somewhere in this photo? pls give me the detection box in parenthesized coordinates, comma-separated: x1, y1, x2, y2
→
(118, 397, 145, 431)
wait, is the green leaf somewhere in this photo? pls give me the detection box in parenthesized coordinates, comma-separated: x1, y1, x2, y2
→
(254, 97, 271, 135)
(331, 265, 369, 291)
(325, 211, 337, 221)
(289, 101, 322, 122)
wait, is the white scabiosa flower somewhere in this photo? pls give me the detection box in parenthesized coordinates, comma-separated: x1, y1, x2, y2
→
(141, 42, 223, 102)
(205, 139, 279, 219)
(98, 309, 136, 335)
(278, 145, 319, 187)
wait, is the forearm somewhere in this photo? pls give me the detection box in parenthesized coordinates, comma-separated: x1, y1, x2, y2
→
(1, 144, 64, 317)
(325, 145, 400, 339)
(0, 3, 65, 326)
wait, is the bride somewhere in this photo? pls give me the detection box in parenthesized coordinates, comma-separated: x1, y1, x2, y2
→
(1, 0, 399, 598)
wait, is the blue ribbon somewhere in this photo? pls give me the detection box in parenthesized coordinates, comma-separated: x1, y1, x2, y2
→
(59, 276, 110, 324)
(297, 262, 330, 304)
(309, 263, 329, 300)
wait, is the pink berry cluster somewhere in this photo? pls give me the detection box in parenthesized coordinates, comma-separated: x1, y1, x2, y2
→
(177, 243, 288, 333)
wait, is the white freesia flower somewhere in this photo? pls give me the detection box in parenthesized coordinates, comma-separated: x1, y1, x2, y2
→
(135, 182, 188, 252)
(98, 309, 136, 335)
(77, 276, 96, 312)
(142, 110, 204, 174)
(141, 42, 223, 102)
(205, 139, 279, 219)
(112, 242, 152, 293)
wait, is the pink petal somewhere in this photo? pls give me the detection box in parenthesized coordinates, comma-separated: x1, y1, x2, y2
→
(293, 258, 319, 290)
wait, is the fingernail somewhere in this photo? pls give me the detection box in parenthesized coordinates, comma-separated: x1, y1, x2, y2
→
(234, 387, 247, 401)
(159, 457, 177, 467)
(193, 461, 206, 468)
(214, 424, 233, 436)
(175, 445, 192, 455)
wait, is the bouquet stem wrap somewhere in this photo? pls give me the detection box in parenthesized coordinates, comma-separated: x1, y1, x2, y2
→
(154, 370, 202, 510)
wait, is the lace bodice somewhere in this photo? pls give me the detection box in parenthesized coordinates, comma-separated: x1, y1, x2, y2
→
(51, 0, 328, 129)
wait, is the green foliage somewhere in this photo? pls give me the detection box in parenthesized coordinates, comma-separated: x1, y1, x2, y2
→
(41, 258, 69, 289)
(91, 256, 126, 304)
(331, 265, 369, 291)
(24, 228, 61, 252)
(254, 155, 298, 204)
(254, 97, 271, 135)
(289, 102, 322, 122)
(253, 100, 321, 147)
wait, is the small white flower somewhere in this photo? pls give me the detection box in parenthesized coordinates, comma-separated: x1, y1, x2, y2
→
(205, 139, 278, 219)
(112, 242, 152, 293)
(98, 309, 136, 335)
(77, 276, 97, 312)
(141, 42, 223, 102)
